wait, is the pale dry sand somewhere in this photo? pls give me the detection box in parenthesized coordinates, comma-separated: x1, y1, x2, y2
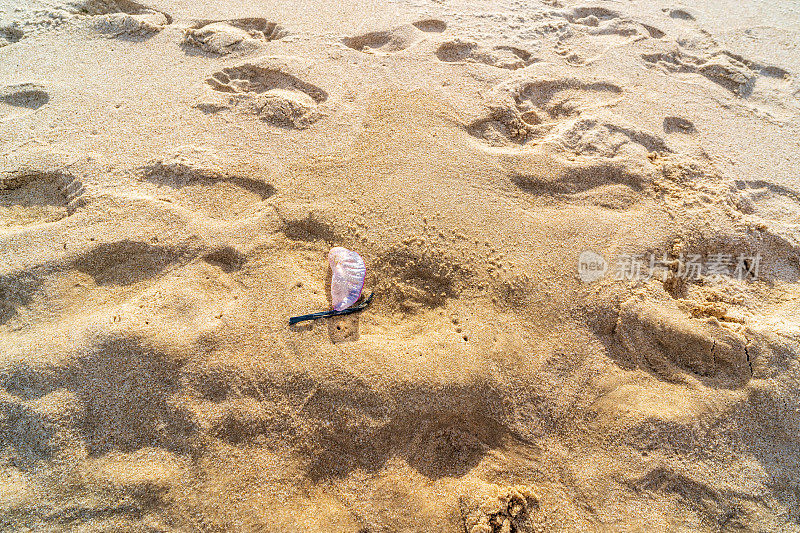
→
(1, 0, 799, 531)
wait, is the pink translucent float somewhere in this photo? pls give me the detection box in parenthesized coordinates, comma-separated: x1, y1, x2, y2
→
(328, 246, 366, 311)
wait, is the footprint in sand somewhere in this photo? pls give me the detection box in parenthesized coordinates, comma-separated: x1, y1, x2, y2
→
(657, 5, 717, 53)
(643, 43, 799, 121)
(628, 466, 740, 526)
(734, 180, 800, 226)
(559, 117, 672, 157)
(566, 5, 663, 38)
(467, 78, 623, 148)
(510, 157, 649, 210)
(0, 167, 86, 229)
(663, 116, 696, 134)
(554, 6, 664, 66)
(667, 8, 695, 21)
(0, 24, 23, 47)
(469, 79, 674, 158)
(203, 59, 328, 129)
(72, 240, 194, 286)
(140, 146, 275, 220)
(0, 334, 197, 457)
(0, 267, 45, 325)
(342, 19, 446, 53)
(0, 83, 50, 121)
(613, 294, 752, 388)
(72, 0, 172, 38)
(202, 246, 246, 273)
(182, 18, 286, 55)
(435, 40, 537, 70)
(409, 19, 446, 33)
(642, 48, 794, 101)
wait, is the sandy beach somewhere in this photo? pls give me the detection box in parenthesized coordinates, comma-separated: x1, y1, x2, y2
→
(1, 0, 799, 531)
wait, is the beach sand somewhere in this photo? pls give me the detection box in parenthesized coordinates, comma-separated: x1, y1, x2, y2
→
(1, 0, 799, 531)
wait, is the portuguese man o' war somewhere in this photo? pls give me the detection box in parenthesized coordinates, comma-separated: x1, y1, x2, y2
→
(328, 246, 366, 311)
(289, 247, 372, 325)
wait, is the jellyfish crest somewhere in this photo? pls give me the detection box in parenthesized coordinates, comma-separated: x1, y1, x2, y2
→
(328, 247, 366, 311)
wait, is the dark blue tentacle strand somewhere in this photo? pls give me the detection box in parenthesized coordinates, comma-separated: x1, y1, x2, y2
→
(289, 292, 374, 325)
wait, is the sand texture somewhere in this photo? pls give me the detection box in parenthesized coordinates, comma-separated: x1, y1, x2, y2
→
(1, 0, 799, 531)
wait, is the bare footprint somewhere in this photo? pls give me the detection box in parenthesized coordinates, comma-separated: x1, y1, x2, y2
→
(183, 18, 286, 55)
(663, 116, 695, 134)
(204, 61, 327, 128)
(555, 5, 662, 65)
(567, 6, 664, 38)
(342, 19, 446, 53)
(643, 48, 792, 99)
(412, 19, 447, 33)
(627, 466, 743, 527)
(72, 0, 172, 37)
(0, 168, 85, 228)
(141, 146, 274, 219)
(468, 78, 622, 148)
(515, 79, 622, 119)
(0, 83, 50, 120)
(436, 40, 536, 70)
(667, 8, 695, 21)
(614, 294, 751, 387)
(734, 180, 800, 225)
(72, 240, 192, 286)
(560, 117, 672, 157)
(0, 24, 23, 47)
(511, 158, 647, 210)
